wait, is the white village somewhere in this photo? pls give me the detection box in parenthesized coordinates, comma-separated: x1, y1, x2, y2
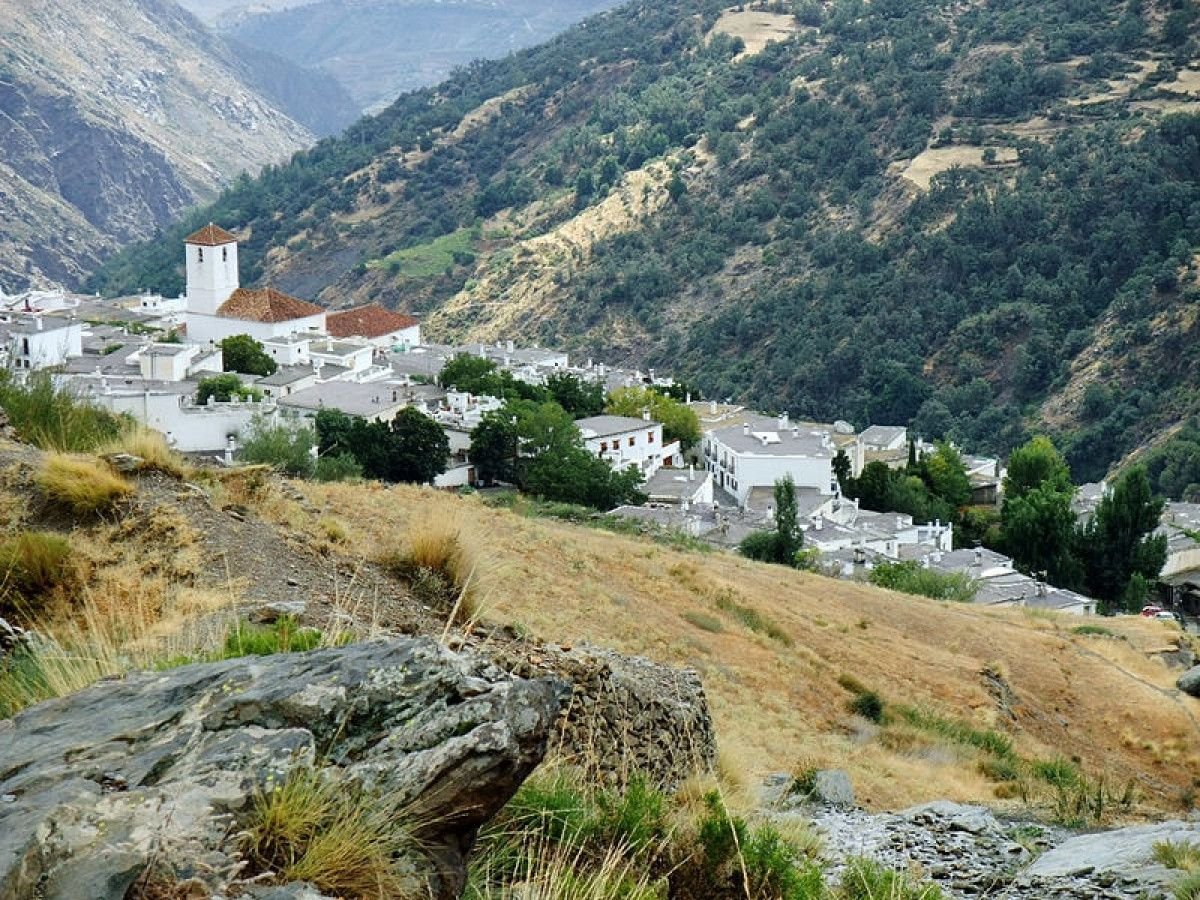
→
(3, 225, 1199, 619)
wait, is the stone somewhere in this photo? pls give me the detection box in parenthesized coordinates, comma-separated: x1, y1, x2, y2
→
(1178, 665, 1200, 697)
(900, 801, 1000, 836)
(0, 617, 27, 656)
(811, 769, 856, 808)
(1027, 820, 1200, 879)
(101, 452, 145, 473)
(0, 637, 567, 900)
(247, 600, 308, 624)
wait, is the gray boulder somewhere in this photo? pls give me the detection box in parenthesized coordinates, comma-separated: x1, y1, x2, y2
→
(1027, 821, 1200, 880)
(0, 638, 567, 900)
(1178, 664, 1200, 697)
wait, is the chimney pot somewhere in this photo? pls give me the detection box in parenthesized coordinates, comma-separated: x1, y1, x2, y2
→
(742, 422, 750, 436)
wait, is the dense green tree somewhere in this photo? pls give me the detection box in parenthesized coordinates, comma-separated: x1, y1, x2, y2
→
(1079, 465, 1168, 612)
(196, 374, 260, 405)
(1001, 485, 1083, 588)
(606, 386, 701, 449)
(832, 449, 852, 492)
(1003, 435, 1072, 501)
(220, 334, 277, 377)
(545, 372, 605, 419)
(438, 354, 499, 391)
(383, 407, 450, 484)
(469, 409, 520, 485)
(917, 442, 972, 509)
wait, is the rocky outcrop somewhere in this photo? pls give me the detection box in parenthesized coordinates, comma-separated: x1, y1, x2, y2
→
(1178, 664, 1200, 697)
(791, 800, 1195, 899)
(0, 638, 567, 900)
(491, 641, 716, 790)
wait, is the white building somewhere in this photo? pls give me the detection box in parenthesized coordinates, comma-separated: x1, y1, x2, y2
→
(89, 387, 276, 453)
(576, 414, 676, 477)
(137, 343, 223, 382)
(703, 413, 837, 508)
(181, 224, 327, 345)
(1, 314, 83, 371)
(860, 424, 908, 452)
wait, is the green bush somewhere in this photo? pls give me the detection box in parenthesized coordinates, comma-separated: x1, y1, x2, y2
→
(221, 616, 322, 658)
(1177, 872, 1200, 900)
(239, 418, 316, 477)
(0, 531, 72, 613)
(314, 451, 363, 482)
(849, 690, 885, 723)
(838, 857, 946, 899)
(869, 560, 978, 603)
(0, 371, 126, 452)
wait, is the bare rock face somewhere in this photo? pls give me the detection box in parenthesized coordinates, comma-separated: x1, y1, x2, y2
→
(0, 638, 567, 900)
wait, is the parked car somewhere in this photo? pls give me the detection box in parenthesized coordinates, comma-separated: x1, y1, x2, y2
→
(1152, 610, 1177, 621)
(1141, 605, 1164, 617)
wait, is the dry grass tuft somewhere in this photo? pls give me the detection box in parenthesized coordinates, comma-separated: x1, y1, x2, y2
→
(380, 506, 495, 628)
(96, 426, 192, 478)
(35, 453, 133, 514)
(242, 767, 426, 898)
(0, 530, 73, 614)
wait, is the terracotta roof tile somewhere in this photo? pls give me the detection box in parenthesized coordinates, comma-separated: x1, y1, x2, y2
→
(184, 223, 238, 246)
(217, 287, 324, 324)
(326, 304, 419, 339)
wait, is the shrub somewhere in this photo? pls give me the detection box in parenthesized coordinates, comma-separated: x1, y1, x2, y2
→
(1072, 624, 1115, 637)
(0, 371, 126, 451)
(1176, 871, 1200, 900)
(838, 857, 946, 899)
(712, 588, 792, 645)
(1154, 839, 1200, 873)
(242, 767, 422, 897)
(221, 616, 322, 658)
(0, 531, 72, 612)
(239, 418, 317, 477)
(682, 611, 724, 633)
(849, 690, 885, 723)
(36, 453, 133, 514)
(1032, 756, 1081, 789)
(314, 451, 363, 482)
(869, 560, 978, 603)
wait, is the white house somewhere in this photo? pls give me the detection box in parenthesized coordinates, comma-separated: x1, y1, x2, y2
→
(89, 387, 276, 453)
(703, 413, 837, 508)
(326, 305, 421, 349)
(137, 343, 223, 382)
(860, 425, 907, 452)
(2, 314, 83, 370)
(576, 414, 675, 477)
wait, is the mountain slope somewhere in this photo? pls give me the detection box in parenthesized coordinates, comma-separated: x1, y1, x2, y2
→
(0, 0, 353, 290)
(90, 0, 1200, 479)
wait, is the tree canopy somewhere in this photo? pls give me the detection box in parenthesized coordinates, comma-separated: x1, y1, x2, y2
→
(606, 386, 701, 449)
(220, 334, 277, 377)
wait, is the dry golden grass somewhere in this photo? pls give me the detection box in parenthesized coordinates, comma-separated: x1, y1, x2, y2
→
(35, 453, 133, 514)
(709, 8, 801, 59)
(96, 425, 192, 479)
(298, 481, 1200, 815)
(900, 146, 1019, 190)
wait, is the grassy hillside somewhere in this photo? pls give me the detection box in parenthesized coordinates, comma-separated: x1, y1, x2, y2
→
(4, 415, 1196, 819)
(89, 0, 1200, 480)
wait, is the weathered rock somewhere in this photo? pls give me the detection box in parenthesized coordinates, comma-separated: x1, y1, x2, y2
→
(490, 641, 716, 790)
(0, 617, 26, 656)
(812, 769, 856, 808)
(101, 452, 145, 473)
(0, 638, 567, 900)
(0, 406, 14, 442)
(900, 801, 1000, 836)
(1178, 665, 1200, 697)
(1027, 821, 1200, 880)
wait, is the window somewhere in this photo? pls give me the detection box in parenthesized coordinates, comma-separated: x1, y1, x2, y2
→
(222, 247, 228, 262)
(197, 247, 204, 263)
(600, 442, 608, 452)
(647, 431, 655, 443)
(628, 436, 635, 447)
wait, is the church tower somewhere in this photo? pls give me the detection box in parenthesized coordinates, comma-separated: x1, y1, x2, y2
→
(184, 223, 239, 315)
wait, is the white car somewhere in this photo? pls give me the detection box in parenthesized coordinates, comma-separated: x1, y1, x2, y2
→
(1153, 610, 1178, 621)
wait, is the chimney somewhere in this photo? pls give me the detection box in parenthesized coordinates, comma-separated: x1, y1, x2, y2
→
(710, 400, 718, 415)
(779, 412, 789, 430)
(642, 408, 651, 421)
(224, 435, 235, 465)
(688, 463, 695, 482)
(974, 547, 982, 565)
(742, 422, 750, 436)
(792, 425, 800, 439)
(686, 392, 692, 404)
(35, 316, 43, 331)
(506, 339, 515, 353)
(814, 516, 823, 530)
(648, 368, 655, 381)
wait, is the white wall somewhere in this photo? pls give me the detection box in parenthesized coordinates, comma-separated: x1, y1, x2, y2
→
(583, 423, 665, 476)
(185, 241, 239, 315)
(9, 322, 83, 370)
(94, 391, 275, 452)
(723, 453, 834, 507)
(185, 312, 326, 346)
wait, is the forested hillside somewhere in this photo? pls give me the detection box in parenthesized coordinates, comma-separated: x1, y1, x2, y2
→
(90, 0, 1200, 481)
